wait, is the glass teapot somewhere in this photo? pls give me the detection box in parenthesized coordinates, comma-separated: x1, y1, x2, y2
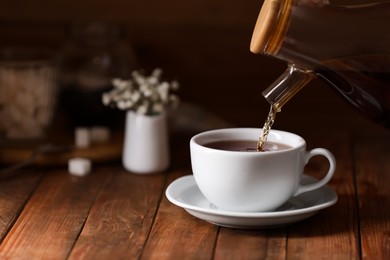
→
(250, 0, 390, 127)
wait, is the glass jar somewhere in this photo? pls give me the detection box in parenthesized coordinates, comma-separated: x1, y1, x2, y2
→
(0, 48, 58, 143)
(58, 22, 137, 128)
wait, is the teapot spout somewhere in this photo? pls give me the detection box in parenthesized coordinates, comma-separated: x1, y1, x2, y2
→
(262, 64, 315, 110)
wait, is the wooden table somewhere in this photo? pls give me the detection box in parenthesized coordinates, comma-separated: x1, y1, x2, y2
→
(0, 119, 389, 259)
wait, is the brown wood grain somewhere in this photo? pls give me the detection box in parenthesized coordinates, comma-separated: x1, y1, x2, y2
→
(0, 167, 112, 259)
(215, 228, 287, 260)
(0, 170, 42, 240)
(356, 129, 390, 259)
(141, 170, 218, 259)
(0, 136, 122, 166)
(69, 169, 166, 259)
(0, 0, 389, 258)
(287, 131, 360, 259)
(0, 126, 389, 259)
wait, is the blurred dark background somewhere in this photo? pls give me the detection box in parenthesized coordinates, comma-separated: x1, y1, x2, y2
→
(0, 0, 386, 139)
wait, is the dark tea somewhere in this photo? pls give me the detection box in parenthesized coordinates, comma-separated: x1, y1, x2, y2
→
(204, 140, 291, 152)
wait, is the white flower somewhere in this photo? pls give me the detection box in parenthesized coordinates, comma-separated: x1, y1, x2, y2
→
(147, 76, 158, 85)
(136, 103, 148, 115)
(102, 93, 111, 106)
(158, 82, 169, 102)
(153, 103, 164, 113)
(112, 78, 130, 90)
(103, 68, 179, 115)
(130, 91, 141, 102)
(140, 84, 152, 97)
(117, 101, 128, 110)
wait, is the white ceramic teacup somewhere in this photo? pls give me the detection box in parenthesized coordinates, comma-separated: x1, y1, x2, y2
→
(190, 128, 336, 212)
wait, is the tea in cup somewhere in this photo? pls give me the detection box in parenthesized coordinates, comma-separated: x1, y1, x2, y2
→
(190, 128, 336, 212)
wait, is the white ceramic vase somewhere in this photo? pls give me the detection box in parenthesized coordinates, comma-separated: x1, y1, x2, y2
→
(122, 111, 170, 174)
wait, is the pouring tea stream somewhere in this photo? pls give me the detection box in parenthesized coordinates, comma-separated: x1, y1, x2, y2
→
(251, 0, 390, 145)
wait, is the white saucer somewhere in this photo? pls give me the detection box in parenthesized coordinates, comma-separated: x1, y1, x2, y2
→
(166, 175, 338, 229)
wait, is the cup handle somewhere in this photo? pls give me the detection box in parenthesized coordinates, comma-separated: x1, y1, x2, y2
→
(294, 148, 336, 196)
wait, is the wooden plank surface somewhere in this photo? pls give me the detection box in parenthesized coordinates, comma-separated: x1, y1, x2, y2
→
(356, 129, 390, 259)
(69, 169, 166, 259)
(0, 166, 113, 259)
(0, 127, 389, 259)
(0, 135, 122, 166)
(0, 169, 43, 240)
(141, 170, 219, 259)
(215, 228, 287, 260)
(287, 131, 360, 259)
(1, 0, 389, 258)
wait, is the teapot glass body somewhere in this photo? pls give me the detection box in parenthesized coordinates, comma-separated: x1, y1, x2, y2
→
(251, 0, 390, 127)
